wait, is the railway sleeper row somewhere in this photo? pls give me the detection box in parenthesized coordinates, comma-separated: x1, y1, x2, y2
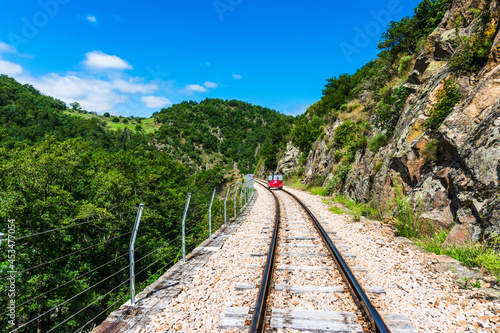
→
(220, 181, 417, 332)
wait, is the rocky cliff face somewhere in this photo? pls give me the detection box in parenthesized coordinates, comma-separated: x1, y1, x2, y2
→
(277, 0, 500, 244)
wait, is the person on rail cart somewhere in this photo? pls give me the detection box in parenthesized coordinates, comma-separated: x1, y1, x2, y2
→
(267, 172, 283, 190)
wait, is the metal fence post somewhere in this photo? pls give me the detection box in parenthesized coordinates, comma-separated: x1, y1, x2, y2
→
(181, 193, 192, 263)
(129, 203, 144, 305)
(240, 181, 245, 209)
(234, 183, 240, 218)
(224, 185, 231, 225)
(208, 188, 216, 240)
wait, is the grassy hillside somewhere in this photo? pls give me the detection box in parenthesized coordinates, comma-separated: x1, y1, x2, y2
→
(62, 109, 161, 133)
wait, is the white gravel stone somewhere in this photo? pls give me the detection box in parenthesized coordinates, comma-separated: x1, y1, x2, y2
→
(141, 184, 500, 332)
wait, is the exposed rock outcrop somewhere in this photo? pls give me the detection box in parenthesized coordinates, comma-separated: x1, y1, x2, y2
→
(276, 141, 300, 175)
(277, 0, 500, 244)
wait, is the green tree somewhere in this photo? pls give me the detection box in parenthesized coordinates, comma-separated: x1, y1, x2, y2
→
(290, 114, 324, 153)
(70, 101, 81, 111)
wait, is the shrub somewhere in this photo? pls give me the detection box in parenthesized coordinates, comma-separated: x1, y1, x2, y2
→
(419, 231, 500, 279)
(422, 139, 438, 162)
(324, 179, 337, 196)
(111, 117, 120, 123)
(369, 133, 388, 152)
(393, 195, 420, 238)
(425, 78, 460, 131)
(356, 137, 368, 149)
(449, 12, 493, 75)
(329, 206, 344, 214)
(378, 84, 393, 100)
(375, 86, 410, 137)
(309, 175, 326, 187)
(309, 187, 326, 196)
(398, 55, 413, 74)
(332, 150, 344, 163)
(122, 118, 129, 124)
(330, 194, 378, 219)
(103, 112, 110, 117)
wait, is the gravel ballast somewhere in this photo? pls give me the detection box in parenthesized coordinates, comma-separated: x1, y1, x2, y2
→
(142, 185, 500, 332)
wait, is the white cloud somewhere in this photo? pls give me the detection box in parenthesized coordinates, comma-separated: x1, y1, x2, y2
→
(0, 60, 23, 75)
(0, 41, 15, 54)
(233, 73, 242, 80)
(83, 51, 132, 70)
(21, 73, 128, 112)
(203, 81, 218, 89)
(112, 79, 158, 94)
(185, 84, 208, 93)
(87, 16, 97, 22)
(141, 96, 172, 108)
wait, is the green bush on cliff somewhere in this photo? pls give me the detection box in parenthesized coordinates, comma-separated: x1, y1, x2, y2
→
(369, 133, 388, 152)
(378, 0, 452, 57)
(449, 10, 494, 75)
(398, 55, 414, 74)
(425, 78, 460, 131)
(374, 86, 410, 137)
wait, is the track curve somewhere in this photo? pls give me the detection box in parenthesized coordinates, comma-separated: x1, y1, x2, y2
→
(250, 179, 390, 333)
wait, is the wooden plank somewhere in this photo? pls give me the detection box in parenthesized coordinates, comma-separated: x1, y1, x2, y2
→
(271, 317, 363, 332)
(225, 307, 250, 317)
(235, 283, 256, 290)
(250, 252, 267, 256)
(365, 286, 386, 294)
(278, 251, 327, 257)
(274, 284, 344, 293)
(219, 317, 246, 330)
(381, 313, 418, 333)
(351, 266, 367, 271)
(276, 265, 333, 271)
(282, 236, 319, 240)
(384, 323, 418, 333)
(272, 309, 357, 322)
(280, 243, 318, 248)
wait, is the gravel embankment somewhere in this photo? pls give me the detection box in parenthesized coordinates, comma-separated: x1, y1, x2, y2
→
(285, 187, 500, 333)
(143, 185, 499, 332)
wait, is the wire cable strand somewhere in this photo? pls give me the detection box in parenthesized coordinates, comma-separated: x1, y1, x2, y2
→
(45, 277, 131, 333)
(101, 257, 177, 333)
(0, 249, 130, 317)
(0, 230, 133, 280)
(74, 293, 128, 333)
(0, 229, 181, 314)
(134, 238, 181, 265)
(10, 265, 130, 332)
(135, 249, 176, 277)
(12, 208, 138, 242)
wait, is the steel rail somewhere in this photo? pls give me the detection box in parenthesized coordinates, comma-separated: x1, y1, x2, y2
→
(248, 181, 281, 333)
(282, 188, 391, 333)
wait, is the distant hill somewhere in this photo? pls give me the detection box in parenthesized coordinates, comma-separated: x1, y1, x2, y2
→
(155, 99, 294, 174)
(0, 74, 152, 151)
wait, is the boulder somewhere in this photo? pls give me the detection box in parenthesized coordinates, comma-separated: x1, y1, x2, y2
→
(276, 141, 300, 175)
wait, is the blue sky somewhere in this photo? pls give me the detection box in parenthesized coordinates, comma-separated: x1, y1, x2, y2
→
(0, 0, 417, 117)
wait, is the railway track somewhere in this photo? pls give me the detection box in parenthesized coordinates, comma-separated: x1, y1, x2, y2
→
(221, 180, 417, 332)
